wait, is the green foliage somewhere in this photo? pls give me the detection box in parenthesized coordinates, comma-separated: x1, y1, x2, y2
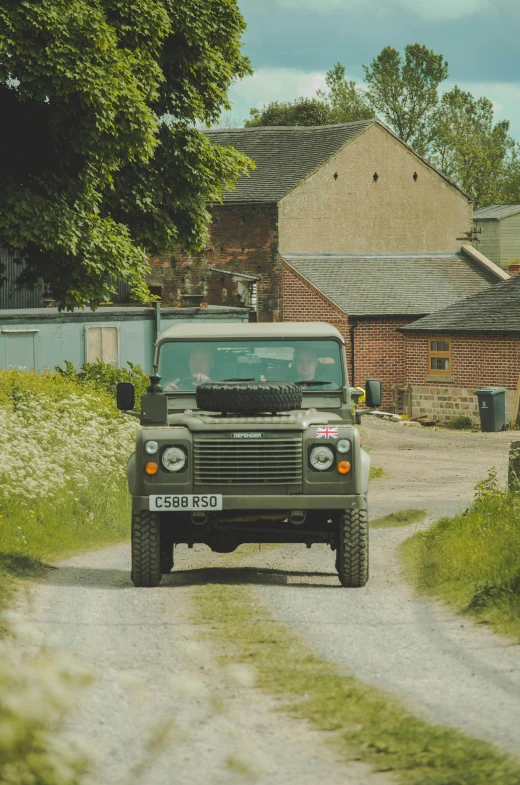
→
(363, 43, 448, 154)
(0, 0, 252, 309)
(56, 359, 149, 399)
(0, 630, 91, 785)
(429, 87, 516, 206)
(369, 465, 384, 479)
(444, 415, 474, 430)
(245, 97, 335, 127)
(318, 62, 374, 123)
(402, 468, 520, 639)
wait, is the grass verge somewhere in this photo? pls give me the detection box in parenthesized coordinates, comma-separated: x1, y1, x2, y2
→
(371, 508, 427, 529)
(369, 465, 384, 479)
(193, 581, 520, 784)
(401, 485, 520, 640)
(0, 481, 130, 612)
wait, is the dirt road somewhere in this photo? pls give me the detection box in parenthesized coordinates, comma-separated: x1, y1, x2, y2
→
(15, 417, 520, 781)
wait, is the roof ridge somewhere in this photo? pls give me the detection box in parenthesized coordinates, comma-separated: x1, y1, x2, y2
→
(205, 119, 375, 134)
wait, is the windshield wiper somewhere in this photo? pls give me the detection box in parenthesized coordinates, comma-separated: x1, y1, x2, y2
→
(221, 377, 255, 382)
(294, 380, 333, 386)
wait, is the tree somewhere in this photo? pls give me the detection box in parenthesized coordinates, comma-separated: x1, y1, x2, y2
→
(363, 43, 448, 154)
(0, 0, 252, 309)
(429, 87, 516, 206)
(245, 97, 334, 128)
(318, 63, 373, 123)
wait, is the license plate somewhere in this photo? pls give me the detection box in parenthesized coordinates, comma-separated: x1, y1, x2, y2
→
(149, 494, 222, 511)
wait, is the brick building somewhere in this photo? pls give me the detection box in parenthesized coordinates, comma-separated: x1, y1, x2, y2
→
(282, 249, 504, 409)
(148, 119, 508, 410)
(400, 273, 520, 423)
(148, 119, 475, 320)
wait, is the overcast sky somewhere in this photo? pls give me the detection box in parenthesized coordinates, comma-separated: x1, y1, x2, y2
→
(226, 0, 520, 141)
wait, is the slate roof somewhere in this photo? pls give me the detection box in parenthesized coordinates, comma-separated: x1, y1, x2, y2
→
(473, 204, 520, 220)
(400, 273, 520, 333)
(206, 120, 374, 203)
(283, 252, 499, 317)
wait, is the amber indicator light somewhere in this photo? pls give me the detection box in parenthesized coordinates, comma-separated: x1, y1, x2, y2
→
(145, 461, 159, 475)
(337, 461, 351, 474)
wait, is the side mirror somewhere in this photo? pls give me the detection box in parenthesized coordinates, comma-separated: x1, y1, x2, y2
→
(117, 382, 135, 411)
(365, 379, 382, 408)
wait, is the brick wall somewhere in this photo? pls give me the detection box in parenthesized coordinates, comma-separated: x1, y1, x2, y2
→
(404, 332, 520, 422)
(353, 318, 409, 407)
(147, 203, 282, 321)
(283, 263, 413, 408)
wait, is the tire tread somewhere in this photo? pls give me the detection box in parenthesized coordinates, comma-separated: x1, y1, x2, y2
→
(337, 508, 369, 588)
(131, 510, 161, 587)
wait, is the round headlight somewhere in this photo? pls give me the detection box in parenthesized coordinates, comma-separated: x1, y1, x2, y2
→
(144, 440, 159, 455)
(337, 439, 351, 454)
(310, 445, 334, 471)
(162, 446, 186, 472)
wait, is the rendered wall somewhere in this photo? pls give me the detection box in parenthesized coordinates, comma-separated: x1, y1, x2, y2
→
(279, 123, 473, 255)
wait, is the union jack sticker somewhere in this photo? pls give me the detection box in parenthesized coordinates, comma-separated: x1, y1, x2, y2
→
(316, 426, 339, 439)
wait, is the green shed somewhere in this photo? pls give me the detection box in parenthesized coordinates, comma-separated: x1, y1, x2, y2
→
(472, 204, 520, 270)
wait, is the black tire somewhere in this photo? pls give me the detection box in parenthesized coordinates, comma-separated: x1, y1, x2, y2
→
(196, 381, 302, 415)
(131, 510, 161, 587)
(160, 520, 175, 574)
(336, 509, 369, 587)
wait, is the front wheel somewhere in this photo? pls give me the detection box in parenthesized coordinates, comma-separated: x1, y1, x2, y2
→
(336, 509, 369, 587)
(131, 510, 161, 587)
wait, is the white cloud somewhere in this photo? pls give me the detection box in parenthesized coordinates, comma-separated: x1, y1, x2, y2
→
(277, 0, 490, 22)
(227, 68, 328, 124)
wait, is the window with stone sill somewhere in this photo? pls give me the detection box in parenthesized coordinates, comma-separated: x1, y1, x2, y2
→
(428, 337, 451, 374)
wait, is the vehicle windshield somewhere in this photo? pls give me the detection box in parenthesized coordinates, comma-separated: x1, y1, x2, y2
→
(158, 339, 345, 392)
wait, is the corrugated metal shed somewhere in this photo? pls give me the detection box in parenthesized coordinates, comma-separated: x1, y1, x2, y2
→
(0, 247, 44, 309)
(0, 305, 250, 373)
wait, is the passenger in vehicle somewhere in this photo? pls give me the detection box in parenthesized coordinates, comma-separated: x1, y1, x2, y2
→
(293, 346, 319, 382)
(164, 346, 213, 391)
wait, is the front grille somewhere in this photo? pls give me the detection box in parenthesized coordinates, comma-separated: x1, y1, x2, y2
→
(194, 437, 302, 485)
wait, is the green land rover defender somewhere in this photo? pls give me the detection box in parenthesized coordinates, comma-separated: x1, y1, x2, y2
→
(117, 321, 381, 588)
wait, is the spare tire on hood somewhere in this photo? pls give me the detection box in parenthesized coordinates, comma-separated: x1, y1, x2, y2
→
(196, 381, 302, 415)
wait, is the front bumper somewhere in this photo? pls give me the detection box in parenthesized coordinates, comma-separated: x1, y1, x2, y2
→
(132, 494, 367, 512)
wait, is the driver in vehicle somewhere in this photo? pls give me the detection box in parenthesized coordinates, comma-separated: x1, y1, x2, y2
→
(293, 346, 319, 385)
(164, 346, 213, 391)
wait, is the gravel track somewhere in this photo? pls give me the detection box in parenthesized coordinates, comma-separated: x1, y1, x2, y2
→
(243, 418, 520, 755)
(14, 416, 520, 780)
(15, 543, 391, 785)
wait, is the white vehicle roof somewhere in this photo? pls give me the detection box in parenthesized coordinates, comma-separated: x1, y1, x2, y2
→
(157, 321, 345, 344)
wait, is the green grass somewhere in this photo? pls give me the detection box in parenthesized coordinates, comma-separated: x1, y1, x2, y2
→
(0, 479, 130, 612)
(401, 488, 520, 639)
(371, 508, 427, 529)
(369, 465, 384, 479)
(193, 580, 520, 784)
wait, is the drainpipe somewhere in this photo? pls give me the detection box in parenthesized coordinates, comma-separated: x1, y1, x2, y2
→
(349, 318, 357, 387)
